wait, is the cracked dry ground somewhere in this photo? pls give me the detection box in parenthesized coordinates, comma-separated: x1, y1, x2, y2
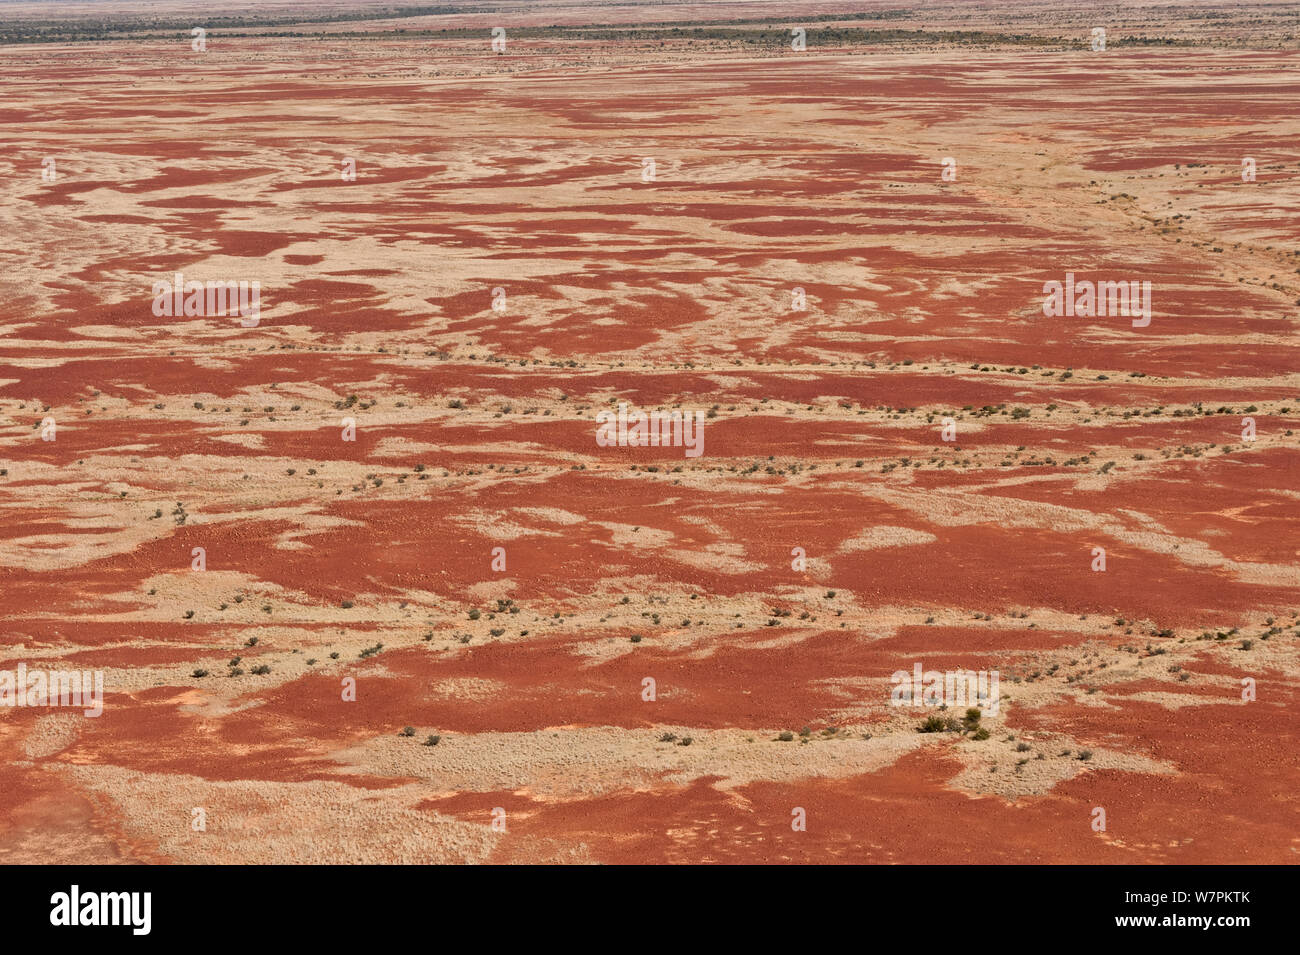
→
(1, 36, 1298, 863)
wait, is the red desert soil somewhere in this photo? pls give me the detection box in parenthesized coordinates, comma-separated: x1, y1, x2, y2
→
(0, 0, 1297, 863)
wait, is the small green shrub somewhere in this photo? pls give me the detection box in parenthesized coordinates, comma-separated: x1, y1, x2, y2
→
(919, 715, 957, 733)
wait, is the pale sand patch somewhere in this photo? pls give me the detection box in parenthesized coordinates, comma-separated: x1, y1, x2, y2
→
(594, 521, 674, 549)
(0, 529, 154, 572)
(190, 357, 236, 371)
(177, 695, 267, 719)
(947, 735, 1176, 800)
(270, 509, 366, 549)
(677, 513, 729, 537)
(428, 677, 508, 701)
(368, 436, 450, 458)
(68, 325, 139, 339)
(513, 506, 586, 525)
(839, 525, 937, 552)
(668, 541, 765, 575)
(452, 509, 564, 541)
(1119, 691, 1255, 710)
(22, 714, 84, 759)
(53, 764, 508, 865)
(334, 725, 928, 797)
(862, 484, 1300, 587)
(461, 579, 527, 605)
(210, 432, 265, 449)
(372, 437, 586, 460)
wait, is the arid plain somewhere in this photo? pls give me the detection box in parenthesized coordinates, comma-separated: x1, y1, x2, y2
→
(1, 0, 1298, 863)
